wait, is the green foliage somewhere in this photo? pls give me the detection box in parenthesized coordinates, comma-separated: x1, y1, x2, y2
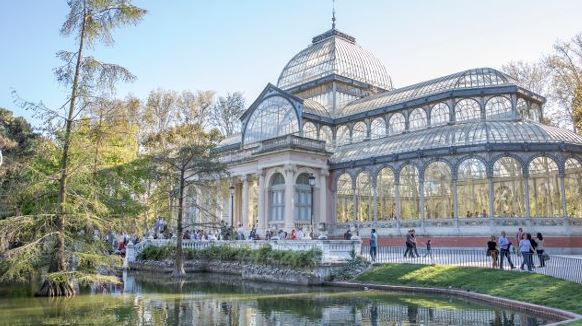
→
(357, 264, 582, 315)
(137, 244, 322, 269)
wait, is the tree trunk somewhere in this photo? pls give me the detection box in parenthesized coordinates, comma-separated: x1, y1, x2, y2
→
(37, 5, 87, 298)
(173, 169, 186, 277)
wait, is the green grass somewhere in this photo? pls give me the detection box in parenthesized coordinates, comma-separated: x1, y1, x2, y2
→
(356, 264, 582, 316)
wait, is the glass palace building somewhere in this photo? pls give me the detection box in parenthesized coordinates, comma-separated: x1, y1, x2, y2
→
(216, 26, 582, 248)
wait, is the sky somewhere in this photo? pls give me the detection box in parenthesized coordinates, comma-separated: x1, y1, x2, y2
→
(1, 0, 582, 128)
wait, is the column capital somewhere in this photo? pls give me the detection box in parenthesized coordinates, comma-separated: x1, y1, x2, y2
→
(319, 168, 330, 177)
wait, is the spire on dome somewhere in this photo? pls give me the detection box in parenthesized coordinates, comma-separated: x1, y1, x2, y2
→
(332, 0, 336, 29)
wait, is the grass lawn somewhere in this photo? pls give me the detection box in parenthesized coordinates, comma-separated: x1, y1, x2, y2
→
(356, 264, 582, 319)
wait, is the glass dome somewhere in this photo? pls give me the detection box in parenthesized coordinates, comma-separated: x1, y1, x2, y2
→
(277, 29, 392, 91)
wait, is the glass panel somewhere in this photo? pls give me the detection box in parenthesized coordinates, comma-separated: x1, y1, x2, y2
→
(336, 174, 353, 223)
(516, 98, 528, 118)
(400, 165, 419, 219)
(336, 125, 351, 145)
(409, 108, 427, 131)
(269, 173, 285, 222)
(430, 103, 450, 126)
(389, 113, 406, 135)
(565, 158, 582, 217)
(370, 118, 386, 139)
(424, 162, 452, 219)
(485, 96, 512, 120)
(528, 157, 561, 217)
(320, 125, 333, 150)
(458, 158, 489, 218)
(352, 121, 367, 143)
(244, 96, 299, 144)
(303, 121, 317, 139)
(455, 99, 481, 122)
(529, 103, 542, 122)
(295, 173, 312, 221)
(377, 168, 396, 220)
(493, 157, 525, 217)
(356, 171, 372, 221)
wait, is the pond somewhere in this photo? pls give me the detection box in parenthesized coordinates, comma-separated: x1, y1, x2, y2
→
(0, 272, 558, 325)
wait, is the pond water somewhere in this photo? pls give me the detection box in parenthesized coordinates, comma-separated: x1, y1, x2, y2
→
(0, 273, 558, 326)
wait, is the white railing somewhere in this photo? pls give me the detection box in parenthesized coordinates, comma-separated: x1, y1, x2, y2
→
(125, 239, 362, 266)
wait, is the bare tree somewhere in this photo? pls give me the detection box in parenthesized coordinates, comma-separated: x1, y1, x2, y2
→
(177, 90, 215, 128)
(211, 92, 246, 137)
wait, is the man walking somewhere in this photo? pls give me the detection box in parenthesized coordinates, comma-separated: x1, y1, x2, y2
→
(370, 229, 378, 262)
(498, 231, 515, 269)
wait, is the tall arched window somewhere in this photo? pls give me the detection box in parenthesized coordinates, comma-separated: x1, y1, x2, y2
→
(431, 103, 450, 126)
(528, 157, 562, 217)
(370, 118, 386, 139)
(517, 98, 528, 118)
(244, 96, 299, 144)
(409, 108, 427, 131)
(565, 158, 582, 217)
(424, 162, 452, 219)
(485, 96, 512, 120)
(455, 99, 481, 122)
(399, 165, 419, 219)
(269, 173, 285, 222)
(320, 125, 333, 149)
(389, 113, 406, 135)
(336, 125, 350, 146)
(302, 121, 317, 139)
(295, 173, 312, 221)
(457, 158, 489, 218)
(377, 168, 396, 220)
(352, 121, 367, 142)
(336, 174, 353, 223)
(356, 171, 372, 221)
(493, 157, 525, 217)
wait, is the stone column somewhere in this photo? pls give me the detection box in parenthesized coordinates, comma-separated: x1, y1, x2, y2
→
(241, 175, 249, 227)
(559, 173, 568, 220)
(284, 164, 296, 229)
(319, 169, 328, 227)
(257, 171, 266, 232)
(488, 177, 494, 218)
(395, 180, 401, 229)
(452, 178, 459, 227)
(372, 182, 378, 223)
(419, 175, 425, 220)
(524, 175, 531, 221)
(352, 183, 357, 222)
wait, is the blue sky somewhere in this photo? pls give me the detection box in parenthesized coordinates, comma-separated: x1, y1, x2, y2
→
(1, 0, 582, 127)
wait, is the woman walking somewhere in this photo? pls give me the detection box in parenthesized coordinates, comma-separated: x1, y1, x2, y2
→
(487, 235, 499, 268)
(519, 233, 535, 272)
(536, 233, 545, 267)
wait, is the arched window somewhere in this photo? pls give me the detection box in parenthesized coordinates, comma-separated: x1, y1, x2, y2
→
(336, 125, 350, 146)
(389, 113, 406, 135)
(457, 158, 489, 218)
(493, 157, 525, 217)
(336, 174, 353, 223)
(528, 157, 562, 217)
(409, 108, 427, 131)
(295, 173, 312, 221)
(356, 171, 372, 221)
(269, 173, 285, 222)
(424, 162, 452, 219)
(455, 99, 481, 122)
(320, 125, 333, 149)
(516, 98, 528, 118)
(431, 103, 450, 126)
(303, 121, 317, 139)
(485, 96, 512, 120)
(529, 103, 542, 122)
(244, 96, 299, 144)
(399, 165, 419, 219)
(565, 158, 582, 217)
(370, 118, 386, 139)
(377, 168, 396, 220)
(352, 121, 367, 142)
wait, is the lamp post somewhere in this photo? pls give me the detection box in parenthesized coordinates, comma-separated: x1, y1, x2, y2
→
(229, 185, 235, 240)
(308, 174, 316, 239)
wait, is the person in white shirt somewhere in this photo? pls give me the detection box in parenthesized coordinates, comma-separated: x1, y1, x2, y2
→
(297, 228, 305, 240)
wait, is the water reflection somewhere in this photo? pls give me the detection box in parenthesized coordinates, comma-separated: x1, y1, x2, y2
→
(0, 273, 558, 326)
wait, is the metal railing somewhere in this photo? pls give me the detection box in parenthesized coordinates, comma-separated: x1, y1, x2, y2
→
(361, 245, 582, 284)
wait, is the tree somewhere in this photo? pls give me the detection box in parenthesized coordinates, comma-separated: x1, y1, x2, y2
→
(211, 92, 246, 136)
(146, 124, 226, 277)
(177, 90, 214, 129)
(545, 33, 582, 134)
(3, 0, 146, 297)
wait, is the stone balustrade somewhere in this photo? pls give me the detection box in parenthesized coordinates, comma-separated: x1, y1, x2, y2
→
(125, 239, 362, 267)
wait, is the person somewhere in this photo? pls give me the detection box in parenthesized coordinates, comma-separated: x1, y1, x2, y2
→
(344, 228, 352, 240)
(487, 235, 499, 268)
(237, 224, 245, 240)
(297, 228, 305, 240)
(410, 229, 420, 258)
(498, 231, 515, 269)
(516, 228, 524, 244)
(481, 210, 487, 218)
(519, 233, 535, 271)
(535, 232, 545, 267)
(404, 229, 414, 258)
(423, 239, 433, 260)
(466, 211, 472, 218)
(115, 239, 126, 257)
(290, 229, 297, 240)
(370, 229, 378, 262)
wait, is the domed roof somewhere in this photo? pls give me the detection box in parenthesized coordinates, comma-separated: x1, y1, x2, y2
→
(277, 29, 392, 91)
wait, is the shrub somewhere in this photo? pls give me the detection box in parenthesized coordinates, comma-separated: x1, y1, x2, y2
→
(137, 245, 175, 261)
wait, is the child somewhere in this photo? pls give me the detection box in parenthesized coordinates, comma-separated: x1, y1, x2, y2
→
(423, 239, 433, 260)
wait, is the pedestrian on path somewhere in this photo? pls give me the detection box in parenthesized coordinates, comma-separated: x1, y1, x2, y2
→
(519, 233, 535, 272)
(487, 235, 499, 268)
(423, 239, 433, 260)
(498, 231, 515, 269)
(535, 232, 545, 267)
(370, 229, 378, 262)
(404, 229, 414, 258)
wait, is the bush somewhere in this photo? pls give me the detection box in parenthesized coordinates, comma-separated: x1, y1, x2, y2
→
(137, 245, 175, 261)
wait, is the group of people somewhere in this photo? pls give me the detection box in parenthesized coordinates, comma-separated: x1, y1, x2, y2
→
(486, 228, 546, 271)
(265, 227, 312, 240)
(404, 229, 432, 258)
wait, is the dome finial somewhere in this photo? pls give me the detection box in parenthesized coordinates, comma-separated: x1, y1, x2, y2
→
(332, 0, 336, 29)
